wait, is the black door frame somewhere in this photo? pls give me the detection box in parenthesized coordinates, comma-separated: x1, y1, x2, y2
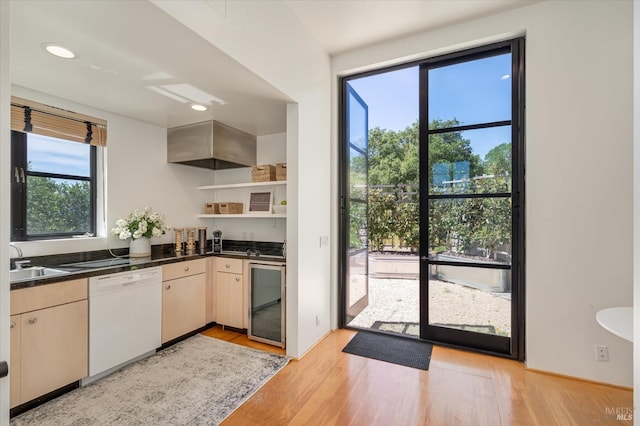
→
(419, 39, 525, 360)
(338, 38, 525, 361)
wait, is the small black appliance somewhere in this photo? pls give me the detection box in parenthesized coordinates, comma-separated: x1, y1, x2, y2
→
(212, 230, 222, 253)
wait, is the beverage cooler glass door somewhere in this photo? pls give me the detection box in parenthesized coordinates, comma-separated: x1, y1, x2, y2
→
(248, 263, 286, 348)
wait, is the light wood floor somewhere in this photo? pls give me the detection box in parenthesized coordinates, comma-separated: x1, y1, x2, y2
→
(202, 327, 633, 425)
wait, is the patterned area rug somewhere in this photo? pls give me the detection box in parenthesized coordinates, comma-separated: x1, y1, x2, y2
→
(11, 335, 289, 425)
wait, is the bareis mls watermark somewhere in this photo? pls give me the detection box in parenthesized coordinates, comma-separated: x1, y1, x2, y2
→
(604, 406, 633, 421)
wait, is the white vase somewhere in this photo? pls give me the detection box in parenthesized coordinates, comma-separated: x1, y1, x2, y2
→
(129, 237, 151, 257)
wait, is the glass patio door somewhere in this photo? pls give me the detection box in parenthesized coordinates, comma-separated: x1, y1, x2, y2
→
(419, 40, 524, 358)
(343, 84, 369, 322)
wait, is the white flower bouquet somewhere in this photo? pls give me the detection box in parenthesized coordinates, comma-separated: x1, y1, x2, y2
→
(112, 207, 171, 240)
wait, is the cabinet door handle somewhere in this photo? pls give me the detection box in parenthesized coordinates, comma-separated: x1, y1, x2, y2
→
(225, 264, 231, 268)
(235, 277, 240, 282)
(10, 321, 15, 329)
(165, 284, 171, 290)
(28, 317, 37, 325)
(184, 267, 189, 272)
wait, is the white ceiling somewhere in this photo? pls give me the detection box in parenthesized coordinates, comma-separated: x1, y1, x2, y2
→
(10, 0, 539, 135)
(10, 0, 292, 135)
(287, 0, 541, 55)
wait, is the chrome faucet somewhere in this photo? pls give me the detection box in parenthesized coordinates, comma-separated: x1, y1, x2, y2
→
(9, 242, 23, 258)
(14, 260, 31, 270)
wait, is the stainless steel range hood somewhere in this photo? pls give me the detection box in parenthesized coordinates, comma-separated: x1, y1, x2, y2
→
(167, 120, 256, 169)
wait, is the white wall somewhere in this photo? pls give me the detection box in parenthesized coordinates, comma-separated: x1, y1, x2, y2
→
(8, 91, 289, 256)
(0, 1, 11, 423)
(9, 86, 216, 257)
(333, 0, 634, 387)
(153, 0, 332, 358)
(633, 0, 639, 414)
(206, 133, 287, 242)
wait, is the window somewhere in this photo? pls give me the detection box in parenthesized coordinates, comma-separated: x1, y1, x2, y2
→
(10, 97, 106, 241)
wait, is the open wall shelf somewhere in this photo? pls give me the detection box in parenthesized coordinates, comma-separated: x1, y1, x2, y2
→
(197, 213, 286, 219)
(197, 180, 287, 219)
(197, 181, 286, 191)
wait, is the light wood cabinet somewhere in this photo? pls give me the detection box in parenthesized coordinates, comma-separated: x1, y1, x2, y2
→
(206, 258, 216, 323)
(161, 259, 207, 343)
(10, 315, 20, 409)
(10, 279, 88, 408)
(215, 258, 246, 329)
(20, 301, 88, 403)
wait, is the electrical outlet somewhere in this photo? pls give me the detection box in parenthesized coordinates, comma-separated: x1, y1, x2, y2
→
(595, 345, 609, 361)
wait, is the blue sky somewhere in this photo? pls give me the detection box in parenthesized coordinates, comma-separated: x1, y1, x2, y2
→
(28, 133, 90, 177)
(348, 53, 512, 160)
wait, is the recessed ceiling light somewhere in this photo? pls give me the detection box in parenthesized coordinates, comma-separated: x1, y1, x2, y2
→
(191, 104, 207, 112)
(43, 43, 76, 59)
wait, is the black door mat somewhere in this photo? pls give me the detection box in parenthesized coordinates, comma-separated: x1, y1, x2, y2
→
(342, 331, 433, 370)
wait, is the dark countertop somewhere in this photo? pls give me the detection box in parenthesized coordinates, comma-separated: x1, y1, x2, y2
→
(10, 241, 285, 290)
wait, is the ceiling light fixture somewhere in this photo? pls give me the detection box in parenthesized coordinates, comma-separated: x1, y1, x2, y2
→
(147, 86, 189, 103)
(42, 43, 76, 59)
(162, 83, 227, 106)
(191, 104, 208, 112)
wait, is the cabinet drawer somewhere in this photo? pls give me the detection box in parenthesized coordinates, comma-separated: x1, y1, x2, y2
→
(162, 258, 206, 281)
(216, 257, 243, 274)
(11, 278, 88, 315)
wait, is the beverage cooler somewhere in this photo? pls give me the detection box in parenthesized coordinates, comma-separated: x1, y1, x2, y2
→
(248, 262, 286, 348)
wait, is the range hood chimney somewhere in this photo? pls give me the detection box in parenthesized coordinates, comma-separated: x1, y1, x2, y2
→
(167, 120, 256, 170)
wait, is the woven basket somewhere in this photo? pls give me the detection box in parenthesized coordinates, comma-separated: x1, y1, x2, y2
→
(251, 165, 276, 182)
(204, 202, 219, 214)
(219, 202, 243, 214)
(275, 163, 287, 181)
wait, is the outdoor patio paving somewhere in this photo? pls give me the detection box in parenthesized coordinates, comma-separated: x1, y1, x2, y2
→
(347, 277, 511, 337)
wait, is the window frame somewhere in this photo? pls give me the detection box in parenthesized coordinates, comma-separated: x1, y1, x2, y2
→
(10, 130, 98, 241)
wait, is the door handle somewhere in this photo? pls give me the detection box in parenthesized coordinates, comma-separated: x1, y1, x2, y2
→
(20, 168, 25, 183)
(0, 361, 7, 378)
(14, 167, 19, 183)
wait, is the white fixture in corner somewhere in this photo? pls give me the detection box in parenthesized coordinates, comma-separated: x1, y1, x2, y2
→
(42, 43, 76, 59)
(191, 104, 207, 111)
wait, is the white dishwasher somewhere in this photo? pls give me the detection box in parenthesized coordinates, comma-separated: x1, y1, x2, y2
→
(85, 266, 162, 383)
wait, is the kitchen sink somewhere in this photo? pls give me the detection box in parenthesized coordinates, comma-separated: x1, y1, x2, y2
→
(10, 266, 69, 282)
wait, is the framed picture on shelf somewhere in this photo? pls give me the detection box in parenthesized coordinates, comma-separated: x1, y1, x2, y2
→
(247, 190, 273, 214)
